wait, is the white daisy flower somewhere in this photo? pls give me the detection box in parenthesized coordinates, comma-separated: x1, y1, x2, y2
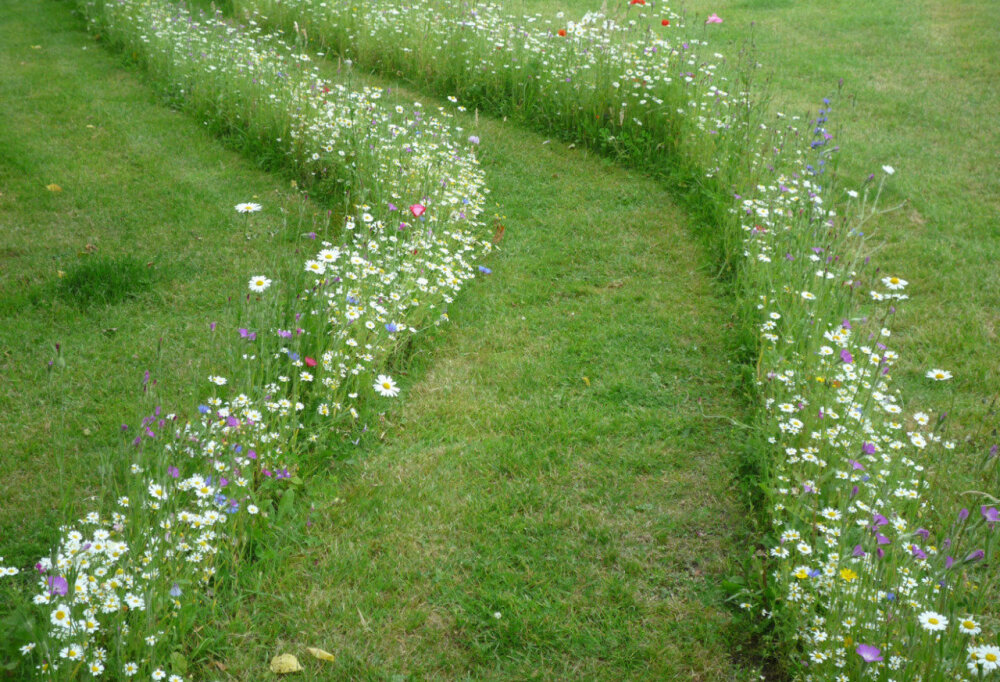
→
(918, 610, 947, 632)
(248, 275, 272, 292)
(373, 374, 400, 397)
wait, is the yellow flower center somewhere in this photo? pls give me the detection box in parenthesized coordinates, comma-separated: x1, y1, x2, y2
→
(988, 653, 998, 663)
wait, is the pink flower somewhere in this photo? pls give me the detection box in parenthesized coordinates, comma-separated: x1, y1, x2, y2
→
(409, 204, 426, 217)
(856, 644, 882, 663)
(706, 13, 723, 23)
(304, 356, 317, 367)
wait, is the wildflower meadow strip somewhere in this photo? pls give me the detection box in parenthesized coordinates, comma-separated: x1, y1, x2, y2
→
(229, 0, 1000, 677)
(732, 115, 999, 678)
(0, 0, 492, 678)
(234, 0, 753, 182)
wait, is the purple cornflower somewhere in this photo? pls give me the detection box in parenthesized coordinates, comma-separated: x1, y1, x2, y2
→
(981, 506, 999, 523)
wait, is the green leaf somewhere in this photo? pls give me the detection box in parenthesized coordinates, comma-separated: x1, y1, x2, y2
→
(169, 652, 188, 675)
(278, 488, 296, 520)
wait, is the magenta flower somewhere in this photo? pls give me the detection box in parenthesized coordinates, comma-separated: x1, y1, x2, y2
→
(840, 348, 853, 364)
(981, 506, 999, 523)
(855, 644, 882, 663)
(409, 203, 426, 217)
(705, 13, 723, 23)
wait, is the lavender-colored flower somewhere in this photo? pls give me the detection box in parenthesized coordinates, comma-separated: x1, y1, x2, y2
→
(852, 545, 866, 557)
(958, 508, 970, 522)
(856, 644, 882, 663)
(981, 506, 999, 523)
(169, 583, 182, 597)
(478, 265, 492, 274)
(965, 550, 985, 563)
(47, 575, 68, 597)
(167, 466, 180, 479)
(385, 322, 399, 333)
(840, 349, 853, 364)
(198, 405, 211, 414)
(862, 442, 876, 455)
(468, 135, 480, 144)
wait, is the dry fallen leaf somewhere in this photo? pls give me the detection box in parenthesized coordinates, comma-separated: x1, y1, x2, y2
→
(46, 184, 62, 192)
(269, 654, 303, 674)
(306, 647, 336, 663)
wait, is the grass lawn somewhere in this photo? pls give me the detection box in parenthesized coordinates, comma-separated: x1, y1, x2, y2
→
(0, 0, 319, 584)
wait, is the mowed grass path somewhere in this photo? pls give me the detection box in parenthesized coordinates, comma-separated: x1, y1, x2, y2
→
(216, 120, 750, 679)
(0, 0, 317, 567)
(0, 1, 752, 678)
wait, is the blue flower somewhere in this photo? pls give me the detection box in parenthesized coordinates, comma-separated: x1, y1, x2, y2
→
(197, 405, 210, 414)
(478, 265, 492, 274)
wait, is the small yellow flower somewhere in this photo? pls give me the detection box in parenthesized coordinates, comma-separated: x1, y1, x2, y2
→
(840, 568, 858, 582)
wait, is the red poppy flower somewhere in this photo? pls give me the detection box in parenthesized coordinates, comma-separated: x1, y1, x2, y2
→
(557, 29, 566, 37)
(409, 203, 426, 217)
(630, 0, 645, 5)
(662, 19, 670, 26)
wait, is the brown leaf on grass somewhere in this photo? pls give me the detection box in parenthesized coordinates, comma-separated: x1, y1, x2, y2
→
(269, 654, 303, 674)
(306, 647, 336, 663)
